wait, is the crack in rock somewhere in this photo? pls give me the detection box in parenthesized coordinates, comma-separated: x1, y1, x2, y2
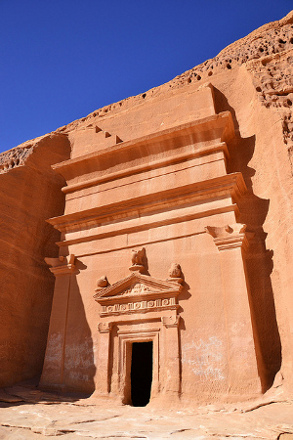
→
(170, 428, 193, 434)
(71, 414, 120, 425)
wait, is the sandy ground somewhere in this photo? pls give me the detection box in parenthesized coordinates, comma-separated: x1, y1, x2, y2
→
(0, 384, 293, 440)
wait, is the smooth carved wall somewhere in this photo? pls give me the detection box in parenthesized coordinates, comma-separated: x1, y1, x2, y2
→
(40, 84, 280, 404)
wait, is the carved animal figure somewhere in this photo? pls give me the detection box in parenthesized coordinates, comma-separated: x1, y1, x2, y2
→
(97, 275, 109, 288)
(131, 248, 145, 266)
(168, 263, 182, 279)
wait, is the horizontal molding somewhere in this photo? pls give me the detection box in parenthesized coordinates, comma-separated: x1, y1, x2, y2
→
(52, 111, 235, 181)
(57, 203, 238, 248)
(62, 142, 228, 194)
(48, 172, 246, 234)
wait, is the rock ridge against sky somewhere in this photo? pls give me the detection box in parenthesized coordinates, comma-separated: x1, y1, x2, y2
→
(0, 2, 292, 151)
(52, 10, 293, 134)
(1, 12, 293, 440)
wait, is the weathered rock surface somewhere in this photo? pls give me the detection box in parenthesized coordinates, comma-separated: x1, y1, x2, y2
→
(0, 135, 70, 386)
(0, 385, 293, 439)
(1, 11, 293, 438)
(38, 10, 293, 404)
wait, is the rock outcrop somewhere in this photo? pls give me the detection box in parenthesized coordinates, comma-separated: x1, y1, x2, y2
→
(1, 11, 293, 406)
(0, 135, 70, 386)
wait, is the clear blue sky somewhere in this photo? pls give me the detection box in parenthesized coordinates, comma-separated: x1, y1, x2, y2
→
(0, 1, 292, 152)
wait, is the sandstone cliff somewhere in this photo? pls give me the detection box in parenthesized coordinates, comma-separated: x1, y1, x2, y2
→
(0, 135, 70, 386)
(1, 11, 293, 398)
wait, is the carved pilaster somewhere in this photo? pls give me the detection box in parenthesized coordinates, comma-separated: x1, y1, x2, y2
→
(205, 223, 262, 394)
(95, 322, 113, 395)
(40, 254, 76, 389)
(161, 314, 181, 396)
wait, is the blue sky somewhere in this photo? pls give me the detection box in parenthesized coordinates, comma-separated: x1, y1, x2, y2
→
(0, 1, 292, 152)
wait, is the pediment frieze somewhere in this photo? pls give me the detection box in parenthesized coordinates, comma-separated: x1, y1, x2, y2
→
(94, 251, 184, 317)
(94, 272, 182, 304)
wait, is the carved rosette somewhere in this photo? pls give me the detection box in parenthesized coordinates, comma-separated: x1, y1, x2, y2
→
(205, 224, 254, 252)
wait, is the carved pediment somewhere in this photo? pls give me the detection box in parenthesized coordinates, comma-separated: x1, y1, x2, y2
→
(94, 272, 182, 317)
(94, 273, 182, 302)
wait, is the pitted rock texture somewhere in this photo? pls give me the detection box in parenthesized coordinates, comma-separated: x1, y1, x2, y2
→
(55, 11, 293, 132)
(246, 51, 293, 163)
(1, 9, 293, 411)
(176, 13, 293, 83)
(52, 10, 293, 177)
(0, 143, 34, 173)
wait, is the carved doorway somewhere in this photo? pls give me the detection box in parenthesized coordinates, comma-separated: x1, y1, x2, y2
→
(94, 258, 184, 403)
(131, 341, 153, 407)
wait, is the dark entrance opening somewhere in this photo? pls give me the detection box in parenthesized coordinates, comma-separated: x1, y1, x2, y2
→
(131, 341, 153, 407)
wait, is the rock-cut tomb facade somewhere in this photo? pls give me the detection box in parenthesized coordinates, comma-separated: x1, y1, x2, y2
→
(1, 12, 293, 407)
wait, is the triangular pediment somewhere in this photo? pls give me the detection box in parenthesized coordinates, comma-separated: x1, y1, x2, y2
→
(94, 272, 182, 304)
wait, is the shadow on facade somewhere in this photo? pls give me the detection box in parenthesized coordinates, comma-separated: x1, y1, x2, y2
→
(214, 87, 282, 392)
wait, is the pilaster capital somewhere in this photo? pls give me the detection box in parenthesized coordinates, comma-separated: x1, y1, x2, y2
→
(161, 315, 180, 328)
(205, 224, 254, 251)
(45, 254, 76, 275)
(98, 322, 113, 333)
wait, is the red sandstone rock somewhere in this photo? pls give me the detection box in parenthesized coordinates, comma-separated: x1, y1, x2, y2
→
(0, 135, 70, 387)
(1, 11, 293, 410)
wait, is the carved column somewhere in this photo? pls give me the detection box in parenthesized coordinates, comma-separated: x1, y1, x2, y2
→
(95, 322, 113, 396)
(205, 224, 262, 395)
(161, 314, 181, 397)
(39, 255, 75, 389)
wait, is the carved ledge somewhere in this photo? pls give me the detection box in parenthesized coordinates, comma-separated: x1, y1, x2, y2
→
(205, 224, 254, 251)
(45, 254, 75, 275)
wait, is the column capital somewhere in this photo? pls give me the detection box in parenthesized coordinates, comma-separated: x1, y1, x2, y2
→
(45, 254, 76, 275)
(161, 315, 180, 328)
(205, 224, 254, 251)
(98, 322, 113, 333)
